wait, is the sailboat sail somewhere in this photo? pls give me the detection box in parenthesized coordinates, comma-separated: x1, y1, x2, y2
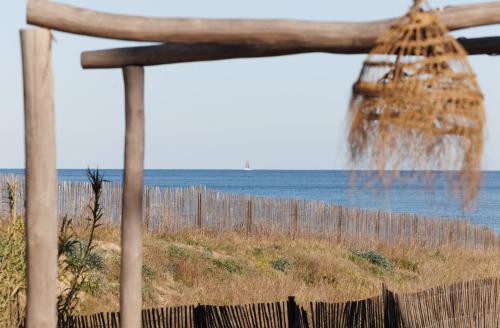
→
(244, 161, 252, 171)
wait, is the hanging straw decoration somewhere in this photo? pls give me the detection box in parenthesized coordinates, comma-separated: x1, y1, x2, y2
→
(348, 0, 485, 207)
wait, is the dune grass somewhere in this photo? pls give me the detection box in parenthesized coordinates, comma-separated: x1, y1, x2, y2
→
(70, 226, 500, 315)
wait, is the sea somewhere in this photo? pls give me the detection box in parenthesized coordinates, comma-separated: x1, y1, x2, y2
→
(1, 169, 499, 231)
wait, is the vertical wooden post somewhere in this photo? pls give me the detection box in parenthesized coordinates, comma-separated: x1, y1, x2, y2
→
(287, 296, 298, 328)
(120, 66, 145, 328)
(144, 188, 151, 231)
(246, 199, 252, 235)
(337, 206, 343, 244)
(21, 28, 58, 328)
(291, 202, 298, 239)
(375, 211, 381, 243)
(196, 192, 202, 229)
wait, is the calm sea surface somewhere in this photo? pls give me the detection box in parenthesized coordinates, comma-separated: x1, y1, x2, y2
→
(2, 169, 499, 231)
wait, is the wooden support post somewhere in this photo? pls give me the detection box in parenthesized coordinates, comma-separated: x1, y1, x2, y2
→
(120, 66, 145, 328)
(21, 28, 58, 328)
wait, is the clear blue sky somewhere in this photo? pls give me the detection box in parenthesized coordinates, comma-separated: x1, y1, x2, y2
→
(1, 0, 499, 170)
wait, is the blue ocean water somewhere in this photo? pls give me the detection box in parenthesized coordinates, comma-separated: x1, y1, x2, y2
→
(2, 169, 499, 231)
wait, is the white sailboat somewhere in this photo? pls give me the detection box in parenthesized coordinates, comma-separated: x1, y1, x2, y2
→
(244, 160, 252, 171)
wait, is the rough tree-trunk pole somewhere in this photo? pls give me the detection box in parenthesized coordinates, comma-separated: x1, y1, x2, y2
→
(21, 28, 58, 328)
(120, 66, 145, 328)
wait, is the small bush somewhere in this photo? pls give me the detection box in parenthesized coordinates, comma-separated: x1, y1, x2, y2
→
(270, 257, 292, 272)
(65, 240, 105, 272)
(350, 250, 394, 271)
(400, 258, 418, 272)
(431, 251, 447, 263)
(82, 275, 103, 295)
(168, 245, 188, 259)
(142, 264, 156, 279)
(214, 259, 241, 273)
(252, 247, 264, 257)
(57, 168, 106, 321)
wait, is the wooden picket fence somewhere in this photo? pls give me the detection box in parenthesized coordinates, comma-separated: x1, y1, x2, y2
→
(58, 298, 305, 328)
(309, 296, 384, 328)
(58, 278, 500, 327)
(1, 174, 499, 249)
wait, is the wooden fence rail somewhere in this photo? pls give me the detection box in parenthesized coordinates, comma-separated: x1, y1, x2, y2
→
(1, 174, 498, 249)
(58, 278, 500, 328)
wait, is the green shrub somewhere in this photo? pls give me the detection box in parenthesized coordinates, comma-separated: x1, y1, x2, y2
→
(400, 258, 418, 272)
(58, 168, 106, 321)
(168, 245, 188, 259)
(214, 259, 241, 273)
(252, 247, 264, 257)
(350, 250, 394, 271)
(142, 264, 156, 279)
(65, 239, 105, 272)
(270, 257, 292, 272)
(431, 251, 447, 263)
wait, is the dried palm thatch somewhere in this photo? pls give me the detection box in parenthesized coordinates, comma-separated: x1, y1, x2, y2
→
(348, 0, 485, 207)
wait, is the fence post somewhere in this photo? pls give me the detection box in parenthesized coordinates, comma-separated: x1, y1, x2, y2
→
(291, 202, 299, 239)
(120, 66, 145, 328)
(144, 187, 151, 231)
(287, 296, 298, 328)
(375, 211, 381, 244)
(382, 284, 400, 328)
(196, 191, 202, 229)
(246, 199, 253, 235)
(194, 304, 206, 328)
(337, 206, 343, 244)
(21, 27, 58, 328)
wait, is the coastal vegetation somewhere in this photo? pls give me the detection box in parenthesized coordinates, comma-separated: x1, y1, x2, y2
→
(0, 170, 106, 326)
(1, 171, 500, 322)
(3, 221, 500, 318)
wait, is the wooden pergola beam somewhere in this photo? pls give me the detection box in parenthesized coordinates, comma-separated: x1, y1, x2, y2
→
(28, 0, 500, 48)
(459, 36, 500, 56)
(81, 36, 500, 69)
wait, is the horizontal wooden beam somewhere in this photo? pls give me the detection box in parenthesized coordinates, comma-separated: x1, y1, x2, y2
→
(81, 44, 321, 69)
(81, 37, 500, 69)
(29, 0, 500, 49)
(458, 36, 500, 56)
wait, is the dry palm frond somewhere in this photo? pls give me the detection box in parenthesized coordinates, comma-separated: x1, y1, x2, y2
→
(348, 0, 485, 207)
